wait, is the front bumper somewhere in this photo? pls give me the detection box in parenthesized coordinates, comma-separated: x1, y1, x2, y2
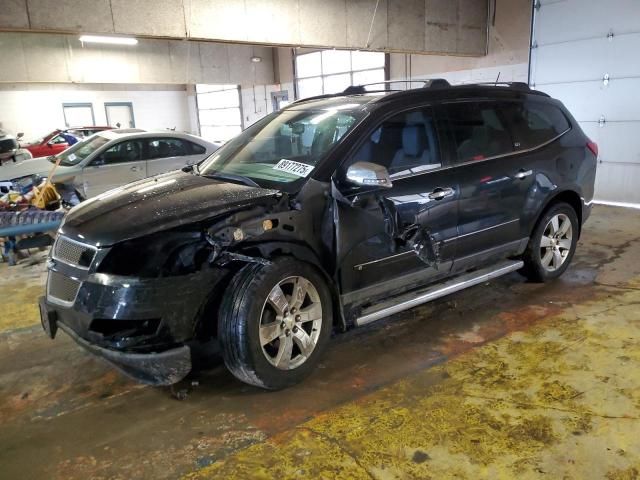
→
(43, 258, 228, 385)
(49, 305, 192, 386)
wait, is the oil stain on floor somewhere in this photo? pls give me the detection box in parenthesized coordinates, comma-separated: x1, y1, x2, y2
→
(186, 280, 640, 480)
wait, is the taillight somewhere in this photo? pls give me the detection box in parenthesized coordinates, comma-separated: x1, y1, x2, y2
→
(586, 139, 598, 158)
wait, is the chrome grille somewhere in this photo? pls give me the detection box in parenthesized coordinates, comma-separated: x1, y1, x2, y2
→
(53, 236, 96, 269)
(47, 271, 81, 305)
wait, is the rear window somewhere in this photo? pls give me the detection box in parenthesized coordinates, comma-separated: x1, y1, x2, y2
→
(500, 101, 570, 150)
(445, 102, 514, 163)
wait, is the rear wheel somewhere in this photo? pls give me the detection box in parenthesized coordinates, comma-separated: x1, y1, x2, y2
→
(218, 257, 332, 390)
(521, 202, 579, 282)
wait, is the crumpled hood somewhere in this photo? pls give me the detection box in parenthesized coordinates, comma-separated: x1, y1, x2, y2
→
(61, 170, 281, 246)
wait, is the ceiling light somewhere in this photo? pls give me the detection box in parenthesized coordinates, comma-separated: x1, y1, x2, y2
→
(79, 35, 138, 46)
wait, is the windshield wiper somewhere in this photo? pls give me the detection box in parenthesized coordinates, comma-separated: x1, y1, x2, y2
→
(201, 172, 260, 188)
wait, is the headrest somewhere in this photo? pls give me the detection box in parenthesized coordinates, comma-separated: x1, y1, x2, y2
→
(402, 125, 425, 157)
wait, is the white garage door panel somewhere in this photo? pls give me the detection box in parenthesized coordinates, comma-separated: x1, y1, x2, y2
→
(597, 122, 640, 165)
(540, 79, 640, 122)
(533, 33, 640, 85)
(532, 0, 640, 204)
(594, 162, 640, 204)
(535, 0, 640, 45)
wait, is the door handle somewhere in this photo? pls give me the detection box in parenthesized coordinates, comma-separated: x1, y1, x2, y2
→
(130, 166, 138, 172)
(514, 169, 533, 179)
(428, 187, 455, 200)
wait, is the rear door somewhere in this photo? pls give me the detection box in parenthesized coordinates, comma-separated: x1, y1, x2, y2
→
(145, 137, 200, 177)
(80, 139, 147, 198)
(335, 106, 459, 306)
(439, 100, 534, 270)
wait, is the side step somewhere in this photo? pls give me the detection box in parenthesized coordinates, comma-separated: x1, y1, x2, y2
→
(354, 260, 524, 327)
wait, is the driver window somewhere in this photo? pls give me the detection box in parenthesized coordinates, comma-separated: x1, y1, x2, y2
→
(350, 108, 441, 178)
(96, 140, 143, 165)
(51, 135, 68, 144)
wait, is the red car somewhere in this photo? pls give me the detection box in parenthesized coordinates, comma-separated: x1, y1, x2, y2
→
(20, 127, 112, 158)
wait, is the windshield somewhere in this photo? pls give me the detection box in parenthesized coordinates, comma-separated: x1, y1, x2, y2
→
(198, 106, 365, 187)
(55, 134, 110, 166)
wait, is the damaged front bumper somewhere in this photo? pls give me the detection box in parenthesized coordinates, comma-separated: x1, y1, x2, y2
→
(42, 257, 228, 386)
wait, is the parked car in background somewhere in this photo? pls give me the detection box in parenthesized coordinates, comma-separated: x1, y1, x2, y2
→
(38, 81, 597, 390)
(0, 130, 32, 166)
(1, 129, 221, 200)
(20, 126, 113, 158)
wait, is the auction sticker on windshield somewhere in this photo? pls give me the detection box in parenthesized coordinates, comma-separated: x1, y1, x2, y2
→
(273, 159, 314, 177)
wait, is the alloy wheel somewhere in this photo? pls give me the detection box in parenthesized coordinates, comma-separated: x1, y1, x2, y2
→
(540, 213, 573, 272)
(259, 276, 323, 370)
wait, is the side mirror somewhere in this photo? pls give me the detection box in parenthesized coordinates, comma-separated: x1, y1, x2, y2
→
(345, 161, 393, 189)
(17, 132, 24, 139)
(91, 157, 105, 167)
(47, 141, 54, 147)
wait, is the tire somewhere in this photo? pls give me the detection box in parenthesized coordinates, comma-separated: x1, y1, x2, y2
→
(521, 202, 579, 282)
(218, 257, 333, 390)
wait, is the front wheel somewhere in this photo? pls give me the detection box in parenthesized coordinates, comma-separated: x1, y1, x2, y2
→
(218, 257, 332, 390)
(521, 202, 579, 282)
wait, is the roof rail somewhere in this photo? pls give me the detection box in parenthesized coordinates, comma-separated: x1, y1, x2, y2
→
(470, 81, 532, 90)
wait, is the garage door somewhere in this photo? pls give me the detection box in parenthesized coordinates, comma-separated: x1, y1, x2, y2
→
(529, 0, 640, 206)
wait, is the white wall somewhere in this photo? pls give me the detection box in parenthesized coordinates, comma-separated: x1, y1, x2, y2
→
(0, 84, 191, 140)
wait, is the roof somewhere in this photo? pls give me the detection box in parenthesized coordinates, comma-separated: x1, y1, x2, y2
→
(287, 80, 550, 111)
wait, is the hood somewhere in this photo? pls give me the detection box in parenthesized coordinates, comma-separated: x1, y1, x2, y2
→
(0, 156, 58, 181)
(61, 170, 281, 246)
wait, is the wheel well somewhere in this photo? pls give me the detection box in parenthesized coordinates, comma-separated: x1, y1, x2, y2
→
(536, 190, 583, 236)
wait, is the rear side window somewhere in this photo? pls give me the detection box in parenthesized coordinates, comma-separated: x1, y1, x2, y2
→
(189, 142, 206, 155)
(147, 138, 189, 159)
(500, 101, 570, 150)
(445, 102, 513, 163)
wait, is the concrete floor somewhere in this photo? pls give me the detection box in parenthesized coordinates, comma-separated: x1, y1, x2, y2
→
(0, 205, 638, 480)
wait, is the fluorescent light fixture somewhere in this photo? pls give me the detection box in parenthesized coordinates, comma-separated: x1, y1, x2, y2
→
(79, 35, 138, 46)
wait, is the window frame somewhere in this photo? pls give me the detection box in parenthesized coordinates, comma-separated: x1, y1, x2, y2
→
(145, 137, 190, 160)
(294, 50, 388, 100)
(90, 139, 145, 166)
(439, 99, 573, 168)
(335, 103, 448, 184)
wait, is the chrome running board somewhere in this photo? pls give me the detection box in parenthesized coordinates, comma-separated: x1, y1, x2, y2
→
(354, 260, 524, 327)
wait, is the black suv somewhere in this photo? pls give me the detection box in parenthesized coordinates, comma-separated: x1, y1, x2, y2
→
(39, 81, 597, 389)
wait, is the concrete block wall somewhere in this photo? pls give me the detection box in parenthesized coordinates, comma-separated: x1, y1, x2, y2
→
(0, 0, 488, 56)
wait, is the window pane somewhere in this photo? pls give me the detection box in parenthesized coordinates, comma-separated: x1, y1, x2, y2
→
(147, 138, 189, 159)
(200, 125, 242, 143)
(102, 140, 143, 164)
(197, 89, 240, 109)
(500, 101, 570, 150)
(297, 77, 323, 99)
(351, 51, 385, 71)
(321, 50, 351, 75)
(446, 102, 514, 162)
(323, 73, 351, 94)
(350, 109, 441, 177)
(199, 108, 242, 126)
(352, 68, 385, 89)
(295, 52, 322, 78)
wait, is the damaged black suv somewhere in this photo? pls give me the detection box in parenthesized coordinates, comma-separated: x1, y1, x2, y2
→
(40, 81, 597, 389)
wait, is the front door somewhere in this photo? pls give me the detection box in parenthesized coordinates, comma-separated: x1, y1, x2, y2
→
(334, 107, 459, 307)
(80, 139, 147, 198)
